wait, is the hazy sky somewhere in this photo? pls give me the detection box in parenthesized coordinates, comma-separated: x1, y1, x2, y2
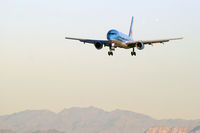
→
(0, 0, 200, 119)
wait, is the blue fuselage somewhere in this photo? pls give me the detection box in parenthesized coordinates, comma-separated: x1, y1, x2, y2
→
(107, 29, 133, 48)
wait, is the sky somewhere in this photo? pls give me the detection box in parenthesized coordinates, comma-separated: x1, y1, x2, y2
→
(0, 0, 200, 119)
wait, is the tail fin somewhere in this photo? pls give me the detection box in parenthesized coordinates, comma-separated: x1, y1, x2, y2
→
(129, 16, 134, 39)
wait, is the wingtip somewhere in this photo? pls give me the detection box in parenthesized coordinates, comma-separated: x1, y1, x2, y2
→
(64, 32, 69, 39)
(174, 37, 184, 40)
(65, 36, 70, 39)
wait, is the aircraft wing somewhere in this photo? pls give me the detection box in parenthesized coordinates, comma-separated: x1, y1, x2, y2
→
(126, 37, 183, 47)
(65, 37, 111, 46)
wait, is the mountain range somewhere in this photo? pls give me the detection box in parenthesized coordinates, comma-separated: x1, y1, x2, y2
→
(145, 126, 200, 133)
(0, 107, 199, 133)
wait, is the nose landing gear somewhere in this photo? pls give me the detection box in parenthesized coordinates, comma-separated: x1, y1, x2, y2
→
(108, 51, 113, 56)
(107, 45, 136, 56)
(108, 43, 115, 56)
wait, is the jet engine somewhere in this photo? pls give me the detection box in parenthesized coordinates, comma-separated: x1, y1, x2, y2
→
(136, 42, 145, 50)
(94, 42, 103, 50)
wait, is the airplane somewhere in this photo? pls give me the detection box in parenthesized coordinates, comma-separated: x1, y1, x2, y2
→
(65, 17, 183, 56)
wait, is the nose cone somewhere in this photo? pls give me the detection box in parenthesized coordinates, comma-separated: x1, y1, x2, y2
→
(107, 29, 118, 40)
(107, 34, 111, 40)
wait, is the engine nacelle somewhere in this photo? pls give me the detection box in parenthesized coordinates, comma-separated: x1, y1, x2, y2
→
(136, 41, 145, 50)
(94, 42, 103, 50)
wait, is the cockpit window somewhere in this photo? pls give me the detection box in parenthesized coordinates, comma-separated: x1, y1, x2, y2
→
(109, 33, 116, 35)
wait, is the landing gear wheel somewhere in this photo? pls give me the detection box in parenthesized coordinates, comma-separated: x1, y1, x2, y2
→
(131, 52, 136, 56)
(131, 48, 136, 56)
(108, 51, 113, 56)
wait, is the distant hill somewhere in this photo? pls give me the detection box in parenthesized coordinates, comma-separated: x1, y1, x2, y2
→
(0, 107, 199, 133)
(0, 129, 15, 133)
(26, 129, 65, 133)
(145, 125, 200, 133)
(0, 129, 64, 133)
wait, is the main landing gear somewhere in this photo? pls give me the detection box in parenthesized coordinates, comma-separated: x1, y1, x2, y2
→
(131, 48, 136, 56)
